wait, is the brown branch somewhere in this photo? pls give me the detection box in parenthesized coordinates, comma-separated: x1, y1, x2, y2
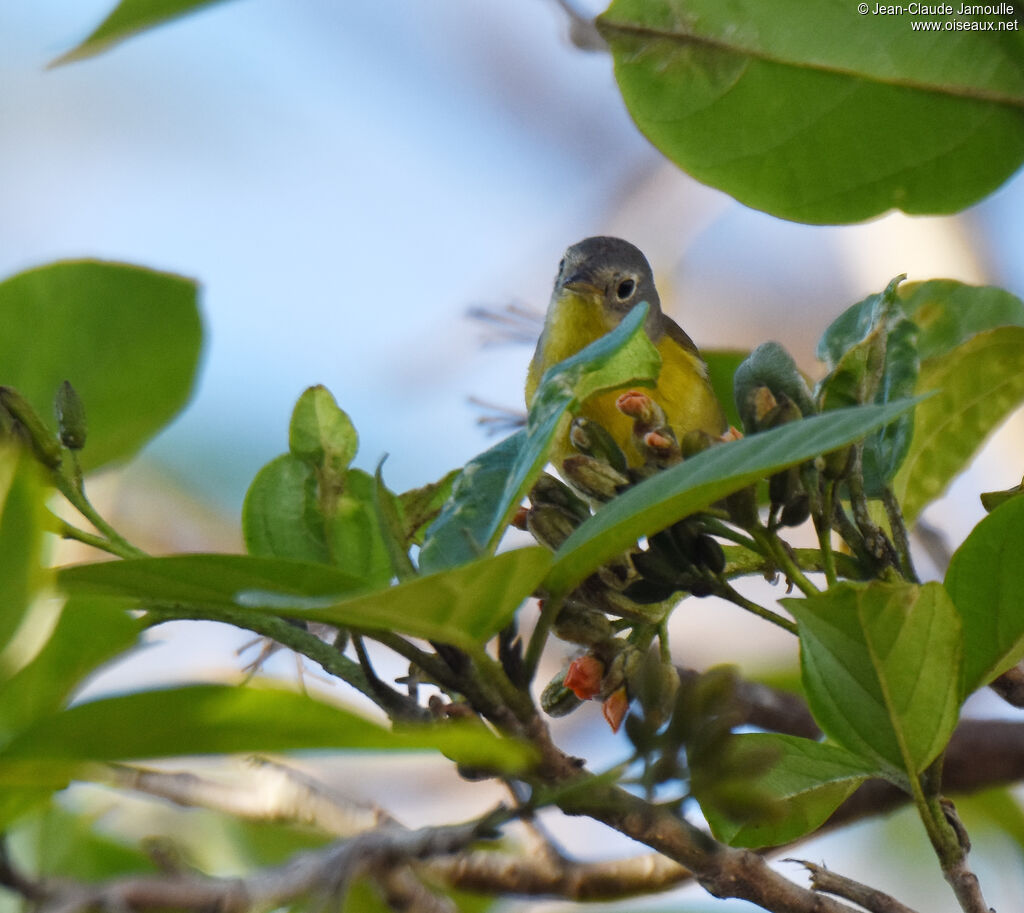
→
(788, 860, 922, 913)
(1, 819, 491, 913)
(990, 661, 1024, 707)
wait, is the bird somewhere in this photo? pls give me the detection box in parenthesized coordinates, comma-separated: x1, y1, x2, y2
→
(525, 236, 725, 468)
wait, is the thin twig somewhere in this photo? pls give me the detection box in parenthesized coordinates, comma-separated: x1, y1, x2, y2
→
(787, 860, 921, 913)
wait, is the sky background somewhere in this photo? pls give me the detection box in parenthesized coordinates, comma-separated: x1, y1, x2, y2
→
(2, 3, 1024, 909)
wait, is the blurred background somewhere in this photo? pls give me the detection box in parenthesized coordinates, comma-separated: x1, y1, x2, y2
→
(2, 1, 1023, 909)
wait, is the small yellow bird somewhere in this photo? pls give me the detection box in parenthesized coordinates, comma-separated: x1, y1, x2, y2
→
(526, 236, 725, 467)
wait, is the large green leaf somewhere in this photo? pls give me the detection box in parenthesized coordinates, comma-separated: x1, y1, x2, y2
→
(419, 304, 659, 572)
(783, 581, 961, 780)
(945, 496, 1024, 696)
(59, 553, 367, 610)
(884, 280, 1024, 521)
(0, 449, 49, 660)
(0, 597, 142, 745)
(0, 261, 202, 471)
(702, 733, 873, 848)
(545, 399, 919, 596)
(52, 0, 239, 66)
(894, 326, 1024, 522)
(0, 684, 534, 786)
(598, 0, 1024, 223)
(59, 548, 551, 650)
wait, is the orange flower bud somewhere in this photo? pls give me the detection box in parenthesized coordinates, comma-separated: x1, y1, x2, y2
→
(564, 654, 604, 700)
(602, 687, 630, 733)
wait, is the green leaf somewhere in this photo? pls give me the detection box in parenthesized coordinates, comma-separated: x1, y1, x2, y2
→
(598, 0, 1024, 223)
(51, 0, 239, 66)
(398, 468, 460, 547)
(242, 454, 330, 563)
(945, 496, 1024, 696)
(702, 733, 873, 848)
(0, 597, 142, 745)
(238, 548, 552, 650)
(328, 468, 394, 588)
(545, 399, 919, 596)
(733, 342, 817, 430)
(0, 261, 201, 472)
(0, 449, 49, 659)
(882, 279, 1024, 521)
(419, 304, 658, 572)
(0, 684, 534, 786)
(894, 326, 1024, 522)
(703, 348, 750, 431)
(783, 581, 961, 780)
(288, 385, 358, 476)
(59, 553, 368, 610)
(816, 277, 920, 494)
(59, 548, 551, 651)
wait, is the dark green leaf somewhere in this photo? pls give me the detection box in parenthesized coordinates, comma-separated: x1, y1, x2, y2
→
(733, 342, 816, 430)
(51, 0, 238, 66)
(0, 684, 535, 785)
(59, 548, 550, 651)
(242, 454, 329, 563)
(328, 468, 394, 588)
(783, 582, 961, 780)
(238, 547, 552, 650)
(59, 553, 367, 609)
(702, 733, 873, 848)
(0, 261, 201, 471)
(599, 0, 1024, 223)
(419, 305, 658, 572)
(546, 399, 919, 596)
(0, 449, 49, 655)
(0, 597, 142, 745)
(945, 496, 1024, 696)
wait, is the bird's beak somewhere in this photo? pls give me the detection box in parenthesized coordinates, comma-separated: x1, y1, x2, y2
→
(560, 271, 603, 297)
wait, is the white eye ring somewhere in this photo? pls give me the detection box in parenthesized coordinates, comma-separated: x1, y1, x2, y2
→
(615, 278, 636, 301)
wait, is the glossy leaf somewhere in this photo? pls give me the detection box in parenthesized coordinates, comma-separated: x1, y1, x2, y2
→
(419, 305, 658, 572)
(703, 733, 873, 848)
(0, 261, 201, 471)
(0, 449, 49, 658)
(0, 684, 534, 786)
(945, 496, 1024, 696)
(59, 548, 551, 650)
(545, 399, 919, 596)
(398, 468, 460, 547)
(52, 0, 238, 66)
(598, 0, 1024, 223)
(784, 582, 961, 780)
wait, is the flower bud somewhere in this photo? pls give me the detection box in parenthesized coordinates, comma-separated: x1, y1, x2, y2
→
(55, 380, 87, 451)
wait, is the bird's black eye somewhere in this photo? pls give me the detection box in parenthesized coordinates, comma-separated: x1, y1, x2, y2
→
(616, 278, 636, 301)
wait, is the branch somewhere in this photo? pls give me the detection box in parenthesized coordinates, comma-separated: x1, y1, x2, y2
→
(0, 816, 495, 913)
(787, 860, 922, 913)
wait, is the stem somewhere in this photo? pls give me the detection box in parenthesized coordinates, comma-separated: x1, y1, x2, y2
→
(523, 592, 563, 685)
(714, 582, 797, 635)
(49, 514, 128, 558)
(883, 487, 918, 583)
(144, 604, 380, 704)
(751, 527, 819, 597)
(907, 772, 990, 913)
(815, 480, 838, 587)
(52, 468, 146, 559)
